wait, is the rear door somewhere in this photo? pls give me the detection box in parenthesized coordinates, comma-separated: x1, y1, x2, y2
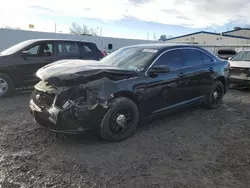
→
(198, 50, 217, 96)
(179, 49, 214, 101)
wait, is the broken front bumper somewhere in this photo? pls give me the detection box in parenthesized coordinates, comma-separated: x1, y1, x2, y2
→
(29, 91, 108, 134)
(229, 74, 250, 85)
(229, 67, 250, 85)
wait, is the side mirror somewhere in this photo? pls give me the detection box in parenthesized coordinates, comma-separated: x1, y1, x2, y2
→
(148, 65, 170, 75)
(21, 51, 31, 57)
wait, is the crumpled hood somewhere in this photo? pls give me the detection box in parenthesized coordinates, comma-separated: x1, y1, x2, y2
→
(229, 60, 250, 68)
(36, 59, 136, 84)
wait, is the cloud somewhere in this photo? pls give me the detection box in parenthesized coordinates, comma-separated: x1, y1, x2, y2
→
(0, 0, 250, 29)
(28, 5, 56, 14)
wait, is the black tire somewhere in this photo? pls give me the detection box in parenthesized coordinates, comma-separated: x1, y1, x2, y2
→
(206, 81, 224, 109)
(0, 73, 13, 98)
(100, 97, 139, 142)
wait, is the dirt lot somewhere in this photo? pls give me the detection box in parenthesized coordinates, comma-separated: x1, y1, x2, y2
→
(0, 89, 250, 188)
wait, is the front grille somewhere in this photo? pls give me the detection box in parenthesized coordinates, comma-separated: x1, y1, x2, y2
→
(33, 89, 55, 108)
(230, 67, 249, 76)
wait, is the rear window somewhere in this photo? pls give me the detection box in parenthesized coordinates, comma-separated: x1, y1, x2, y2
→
(57, 41, 79, 56)
(77, 42, 101, 60)
(181, 49, 203, 67)
(201, 52, 214, 63)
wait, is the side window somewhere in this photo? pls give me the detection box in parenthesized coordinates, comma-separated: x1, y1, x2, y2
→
(45, 44, 53, 54)
(154, 50, 183, 70)
(201, 52, 214, 63)
(28, 45, 39, 55)
(26, 43, 53, 57)
(182, 49, 203, 67)
(78, 43, 93, 54)
(57, 42, 79, 56)
(82, 45, 92, 53)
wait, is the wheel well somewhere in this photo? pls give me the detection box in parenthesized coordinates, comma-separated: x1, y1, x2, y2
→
(112, 91, 140, 108)
(216, 76, 226, 93)
(0, 72, 14, 86)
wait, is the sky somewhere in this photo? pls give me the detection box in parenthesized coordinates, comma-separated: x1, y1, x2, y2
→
(0, 0, 250, 40)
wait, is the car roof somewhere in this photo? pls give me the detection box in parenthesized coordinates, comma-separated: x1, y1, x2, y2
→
(125, 43, 205, 50)
(24, 39, 94, 43)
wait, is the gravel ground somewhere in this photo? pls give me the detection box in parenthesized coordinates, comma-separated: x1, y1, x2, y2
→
(0, 89, 250, 188)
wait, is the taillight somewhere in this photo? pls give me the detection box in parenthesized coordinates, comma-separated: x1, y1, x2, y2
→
(101, 51, 106, 57)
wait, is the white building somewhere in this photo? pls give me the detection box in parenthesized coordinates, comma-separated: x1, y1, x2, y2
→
(222, 28, 250, 38)
(166, 29, 250, 45)
(0, 28, 160, 52)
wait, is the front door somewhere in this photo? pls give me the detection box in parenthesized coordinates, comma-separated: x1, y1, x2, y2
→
(14, 41, 57, 86)
(145, 49, 186, 114)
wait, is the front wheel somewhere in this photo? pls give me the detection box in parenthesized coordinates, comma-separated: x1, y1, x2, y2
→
(99, 97, 139, 142)
(206, 81, 224, 109)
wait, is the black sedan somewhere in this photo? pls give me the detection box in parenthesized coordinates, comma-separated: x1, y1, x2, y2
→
(29, 44, 230, 141)
(0, 39, 103, 97)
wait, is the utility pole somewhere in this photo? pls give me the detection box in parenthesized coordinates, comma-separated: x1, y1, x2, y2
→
(97, 27, 102, 36)
(54, 23, 57, 33)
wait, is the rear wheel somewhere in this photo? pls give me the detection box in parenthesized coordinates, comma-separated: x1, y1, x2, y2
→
(0, 73, 13, 98)
(100, 97, 139, 142)
(206, 81, 224, 109)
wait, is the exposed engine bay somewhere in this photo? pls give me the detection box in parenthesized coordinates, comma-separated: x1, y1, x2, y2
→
(30, 70, 137, 133)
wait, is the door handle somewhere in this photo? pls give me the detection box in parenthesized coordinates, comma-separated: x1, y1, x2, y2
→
(178, 72, 184, 78)
(209, 67, 214, 72)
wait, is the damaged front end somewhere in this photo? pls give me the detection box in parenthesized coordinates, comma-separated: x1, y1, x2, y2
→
(29, 77, 119, 134)
(229, 67, 250, 85)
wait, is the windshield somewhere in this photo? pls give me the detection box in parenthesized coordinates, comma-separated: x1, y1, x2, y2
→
(0, 40, 34, 55)
(100, 47, 158, 71)
(231, 51, 250, 61)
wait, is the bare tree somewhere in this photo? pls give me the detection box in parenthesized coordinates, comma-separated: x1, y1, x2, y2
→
(158, 35, 173, 41)
(158, 35, 167, 41)
(70, 23, 98, 36)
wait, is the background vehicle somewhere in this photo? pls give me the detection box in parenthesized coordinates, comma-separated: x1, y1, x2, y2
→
(29, 44, 230, 142)
(229, 50, 250, 86)
(0, 39, 103, 97)
(215, 47, 237, 60)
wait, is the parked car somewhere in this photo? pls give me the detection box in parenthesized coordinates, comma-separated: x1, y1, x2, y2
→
(215, 47, 237, 60)
(229, 50, 250, 85)
(29, 44, 230, 142)
(0, 39, 104, 97)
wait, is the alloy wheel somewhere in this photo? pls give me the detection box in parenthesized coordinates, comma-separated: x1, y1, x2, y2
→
(110, 108, 133, 134)
(212, 86, 222, 105)
(0, 78, 8, 96)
